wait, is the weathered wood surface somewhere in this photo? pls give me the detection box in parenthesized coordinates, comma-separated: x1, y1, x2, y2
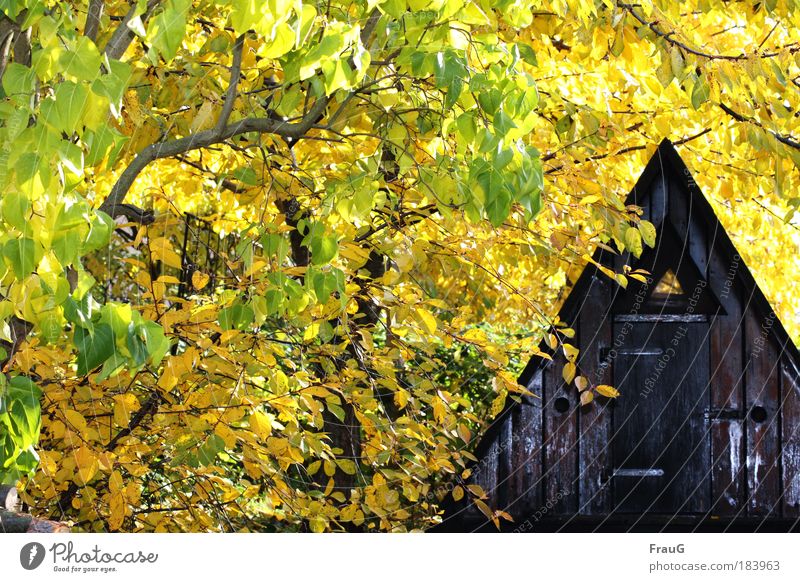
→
(577, 274, 612, 515)
(782, 359, 800, 517)
(611, 321, 710, 514)
(744, 308, 781, 516)
(1, 509, 71, 533)
(543, 347, 577, 515)
(0, 486, 70, 532)
(708, 248, 745, 516)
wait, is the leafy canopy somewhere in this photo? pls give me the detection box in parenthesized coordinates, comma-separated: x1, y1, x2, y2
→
(0, 0, 798, 531)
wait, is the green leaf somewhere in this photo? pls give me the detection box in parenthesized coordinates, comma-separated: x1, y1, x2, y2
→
(1, 63, 36, 103)
(126, 326, 149, 367)
(51, 81, 89, 133)
(60, 36, 102, 81)
(91, 59, 132, 114)
(309, 268, 344, 304)
(197, 434, 225, 466)
(74, 323, 116, 376)
(638, 220, 657, 247)
(493, 110, 517, 137)
(218, 303, 255, 330)
(691, 77, 710, 109)
(137, 321, 170, 365)
(3, 237, 37, 279)
(147, 0, 191, 62)
(515, 43, 538, 66)
(1, 192, 32, 232)
(305, 225, 338, 265)
(624, 225, 643, 257)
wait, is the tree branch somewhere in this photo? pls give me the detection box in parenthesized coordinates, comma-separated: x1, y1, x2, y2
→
(99, 96, 329, 216)
(103, 0, 161, 60)
(85, 0, 104, 42)
(719, 102, 800, 151)
(215, 34, 245, 135)
(618, 2, 799, 61)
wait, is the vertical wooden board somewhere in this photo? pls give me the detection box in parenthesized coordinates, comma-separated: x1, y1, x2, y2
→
(543, 350, 578, 515)
(506, 373, 543, 519)
(577, 275, 612, 515)
(687, 208, 709, 278)
(708, 251, 745, 515)
(744, 308, 781, 516)
(668, 176, 690, 244)
(781, 359, 800, 517)
(649, 172, 668, 228)
(498, 410, 514, 511)
(464, 430, 501, 522)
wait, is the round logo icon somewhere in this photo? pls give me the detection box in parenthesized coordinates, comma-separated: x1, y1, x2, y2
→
(20, 542, 46, 570)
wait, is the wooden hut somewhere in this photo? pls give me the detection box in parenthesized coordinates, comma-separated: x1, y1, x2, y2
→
(441, 139, 800, 532)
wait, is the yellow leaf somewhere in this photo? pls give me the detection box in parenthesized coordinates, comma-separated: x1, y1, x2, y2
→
(580, 390, 594, 405)
(467, 484, 487, 499)
(190, 101, 215, 132)
(108, 490, 126, 531)
(457, 423, 471, 443)
(309, 515, 327, 533)
(113, 394, 137, 427)
(574, 375, 589, 391)
(452, 485, 464, 501)
(249, 410, 272, 440)
(562, 362, 576, 384)
(596, 384, 620, 398)
(562, 343, 579, 362)
(415, 307, 437, 335)
(192, 271, 210, 290)
(64, 410, 87, 437)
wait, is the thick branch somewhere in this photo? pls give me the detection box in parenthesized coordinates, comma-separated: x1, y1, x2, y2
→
(103, 202, 155, 224)
(85, 0, 104, 42)
(100, 96, 329, 216)
(216, 34, 245, 134)
(103, 0, 161, 60)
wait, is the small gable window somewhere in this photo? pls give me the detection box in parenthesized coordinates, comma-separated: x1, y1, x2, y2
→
(652, 269, 685, 299)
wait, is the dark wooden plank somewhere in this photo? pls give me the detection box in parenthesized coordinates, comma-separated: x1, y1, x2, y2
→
(543, 349, 578, 515)
(708, 249, 745, 515)
(668, 175, 690, 245)
(577, 275, 613, 515)
(687, 197, 709, 278)
(648, 171, 668, 227)
(506, 372, 543, 519)
(781, 359, 800, 517)
(744, 308, 781, 516)
(498, 407, 514, 511)
(669, 175, 709, 279)
(464, 430, 500, 522)
(611, 321, 711, 514)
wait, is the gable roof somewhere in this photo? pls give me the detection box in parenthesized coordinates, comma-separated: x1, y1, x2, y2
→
(518, 137, 800, 388)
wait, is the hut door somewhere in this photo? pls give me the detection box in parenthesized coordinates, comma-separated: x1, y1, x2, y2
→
(611, 320, 711, 514)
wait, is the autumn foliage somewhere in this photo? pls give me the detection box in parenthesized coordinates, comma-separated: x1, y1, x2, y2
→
(0, 0, 798, 531)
